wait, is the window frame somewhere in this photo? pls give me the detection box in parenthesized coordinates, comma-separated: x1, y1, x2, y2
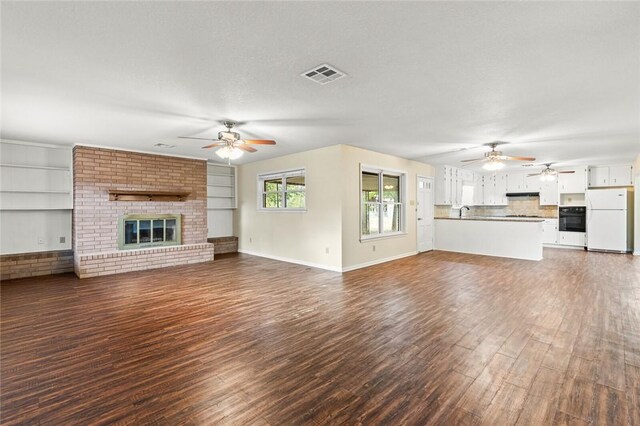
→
(360, 164, 407, 241)
(257, 168, 307, 212)
(118, 213, 182, 250)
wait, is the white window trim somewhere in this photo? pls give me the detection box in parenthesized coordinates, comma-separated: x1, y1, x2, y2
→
(257, 167, 307, 212)
(360, 164, 407, 241)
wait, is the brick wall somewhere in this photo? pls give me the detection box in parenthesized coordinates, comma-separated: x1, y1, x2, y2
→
(207, 236, 238, 254)
(1, 250, 74, 281)
(72, 146, 213, 277)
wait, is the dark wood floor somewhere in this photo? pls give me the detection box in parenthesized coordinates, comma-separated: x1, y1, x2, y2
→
(1, 249, 639, 425)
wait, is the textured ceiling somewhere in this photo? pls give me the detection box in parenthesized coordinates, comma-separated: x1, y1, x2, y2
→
(2, 1, 639, 169)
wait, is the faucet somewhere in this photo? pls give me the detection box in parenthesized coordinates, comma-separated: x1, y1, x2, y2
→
(459, 206, 470, 218)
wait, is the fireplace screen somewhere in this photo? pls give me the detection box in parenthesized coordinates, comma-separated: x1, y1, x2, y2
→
(119, 214, 181, 249)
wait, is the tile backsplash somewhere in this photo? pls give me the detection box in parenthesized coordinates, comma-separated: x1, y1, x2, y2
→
(435, 196, 557, 218)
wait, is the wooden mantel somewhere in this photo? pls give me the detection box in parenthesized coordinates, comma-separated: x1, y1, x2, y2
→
(108, 189, 190, 202)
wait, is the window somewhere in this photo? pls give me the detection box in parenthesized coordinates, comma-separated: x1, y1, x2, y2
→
(258, 169, 306, 210)
(361, 167, 405, 239)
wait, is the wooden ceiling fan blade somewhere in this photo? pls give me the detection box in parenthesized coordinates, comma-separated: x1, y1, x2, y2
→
(558, 171, 575, 174)
(527, 173, 542, 177)
(504, 156, 536, 161)
(179, 136, 220, 141)
(237, 144, 257, 152)
(201, 142, 226, 149)
(460, 158, 486, 163)
(242, 139, 276, 145)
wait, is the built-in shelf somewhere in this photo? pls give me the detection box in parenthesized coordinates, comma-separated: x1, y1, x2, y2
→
(208, 184, 234, 188)
(207, 195, 234, 199)
(0, 163, 70, 171)
(207, 172, 235, 177)
(206, 163, 236, 210)
(108, 189, 190, 202)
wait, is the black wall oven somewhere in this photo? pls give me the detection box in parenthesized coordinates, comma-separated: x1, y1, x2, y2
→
(559, 207, 586, 233)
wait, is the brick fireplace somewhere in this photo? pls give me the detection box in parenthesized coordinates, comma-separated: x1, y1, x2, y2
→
(72, 146, 214, 278)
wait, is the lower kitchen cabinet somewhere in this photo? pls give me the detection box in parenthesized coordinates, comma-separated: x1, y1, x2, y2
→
(542, 219, 558, 244)
(557, 231, 586, 247)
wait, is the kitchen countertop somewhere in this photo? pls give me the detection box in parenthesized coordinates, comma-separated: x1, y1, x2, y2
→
(435, 216, 546, 223)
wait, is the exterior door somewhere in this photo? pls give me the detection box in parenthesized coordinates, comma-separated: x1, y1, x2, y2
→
(417, 177, 434, 252)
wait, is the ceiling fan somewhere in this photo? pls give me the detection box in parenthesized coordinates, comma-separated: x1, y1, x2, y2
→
(179, 121, 276, 163)
(527, 163, 575, 181)
(461, 141, 535, 171)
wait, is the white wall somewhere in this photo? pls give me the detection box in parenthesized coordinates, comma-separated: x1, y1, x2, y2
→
(235, 145, 344, 271)
(235, 144, 435, 272)
(0, 141, 73, 254)
(340, 145, 434, 270)
(634, 154, 640, 255)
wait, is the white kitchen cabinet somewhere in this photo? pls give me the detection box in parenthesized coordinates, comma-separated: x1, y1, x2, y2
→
(539, 180, 558, 206)
(524, 174, 541, 192)
(434, 165, 453, 205)
(542, 219, 558, 244)
(558, 231, 586, 247)
(483, 174, 495, 205)
(495, 173, 508, 205)
(506, 172, 526, 193)
(588, 165, 633, 188)
(558, 167, 586, 193)
(473, 174, 484, 206)
(609, 165, 633, 186)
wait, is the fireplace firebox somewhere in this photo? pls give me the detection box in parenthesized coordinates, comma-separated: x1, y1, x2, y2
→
(118, 214, 182, 249)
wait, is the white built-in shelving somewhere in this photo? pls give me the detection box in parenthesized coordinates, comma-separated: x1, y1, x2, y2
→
(206, 163, 236, 238)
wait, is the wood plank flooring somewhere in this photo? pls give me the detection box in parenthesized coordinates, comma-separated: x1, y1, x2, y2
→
(1, 249, 639, 425)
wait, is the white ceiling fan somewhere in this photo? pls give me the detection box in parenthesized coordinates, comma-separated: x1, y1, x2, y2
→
(460, 141, 536, 171)
(179, 121, 276, 163)
(526, 163, 575, 181)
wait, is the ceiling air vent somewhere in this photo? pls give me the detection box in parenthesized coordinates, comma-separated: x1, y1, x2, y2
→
(301, 64, 347, 85)
(154, 143, 175, 149)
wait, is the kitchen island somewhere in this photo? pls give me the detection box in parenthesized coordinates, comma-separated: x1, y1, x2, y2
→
(434, 216, 544, 261)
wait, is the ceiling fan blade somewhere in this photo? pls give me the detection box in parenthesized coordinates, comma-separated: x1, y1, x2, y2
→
(237, 144, 257, 153)
(527, 173, 542, 177)
(503, 156, 537, 161)
(179, 136, 220, 141)
(460, 158, 486, 163)
(242, 139, 276, 145)
(558, 171, 575, 174)
(201, 142, 226, 149)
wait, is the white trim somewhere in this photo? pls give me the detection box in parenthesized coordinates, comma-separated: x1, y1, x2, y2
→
(341, 251, 417, 272)
(74, 143, 209, 161)
(237, 249, 342, 272)
(0, 139, 71, 149)
(360, 231, 407, 242)
(359, 163, 408, 239)
(634, 251, 639, 256)
(257, 167, 307, 211)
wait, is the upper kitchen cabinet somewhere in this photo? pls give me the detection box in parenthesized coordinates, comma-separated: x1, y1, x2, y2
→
(483, 173, 507, 206)
(558, 167, 586, 193)
(473, 173, 484, 206)
(588, 165, 633, 188)
(434, 165, 453, 205)
(539, 180, 558, 206)
(506, 171, 526, 193)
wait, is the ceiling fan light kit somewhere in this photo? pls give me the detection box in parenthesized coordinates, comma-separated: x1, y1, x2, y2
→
(179, 120, 277, 164)
(216, 145, 244, 160)
(482, 159, 506, 171)
(526, 163, 575, 181)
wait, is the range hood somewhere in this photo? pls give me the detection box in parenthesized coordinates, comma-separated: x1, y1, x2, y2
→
(506, 192, 540, 197)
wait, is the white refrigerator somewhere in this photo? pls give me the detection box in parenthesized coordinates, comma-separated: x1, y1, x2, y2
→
(586, 188, 634, 252)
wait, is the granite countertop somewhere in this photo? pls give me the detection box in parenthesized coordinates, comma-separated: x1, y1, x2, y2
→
(435, 216, 546, 223)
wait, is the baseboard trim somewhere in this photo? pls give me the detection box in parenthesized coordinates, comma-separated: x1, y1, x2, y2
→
(634, 250, 640, 256)
(237, 249, 342, 273)
(341, 251, 418, 273)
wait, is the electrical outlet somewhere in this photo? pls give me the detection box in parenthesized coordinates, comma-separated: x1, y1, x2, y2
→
(325, 247, 330, 254)
(37, 237, 45, 245)
(249, 237, 252, 243)
(372, 245, 376, 252)
(59, 236, 66, 244)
